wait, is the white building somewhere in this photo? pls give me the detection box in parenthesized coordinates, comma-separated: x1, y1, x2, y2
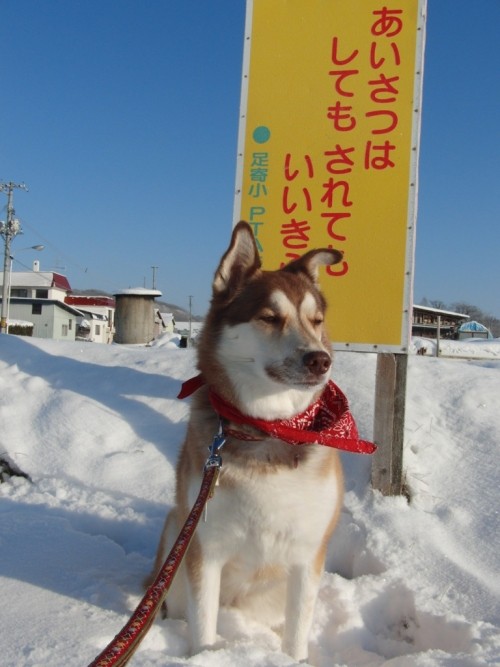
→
(156, 311, 175, 335)
(0, 266, 79, 340)
(6, 266, 72, 301)
(65, 295, 116, 343)
(1, 263, 115, 343)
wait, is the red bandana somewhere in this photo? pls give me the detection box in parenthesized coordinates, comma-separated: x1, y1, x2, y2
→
(178, 374, 376, 455)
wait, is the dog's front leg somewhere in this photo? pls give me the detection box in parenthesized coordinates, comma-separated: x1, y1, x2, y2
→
(185, 552, 222, 653)
(282, 562, 321, 661)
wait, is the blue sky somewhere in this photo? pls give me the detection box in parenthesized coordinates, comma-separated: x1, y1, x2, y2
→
(1, 0, 499, 318)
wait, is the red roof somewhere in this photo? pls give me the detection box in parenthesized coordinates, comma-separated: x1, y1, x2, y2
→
(52, 273, 72, 291)
(65, 295, 116, 307)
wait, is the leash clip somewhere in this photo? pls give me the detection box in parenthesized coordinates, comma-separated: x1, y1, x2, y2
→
(205, 422, 226, 472)
(203, 422, 227, 519)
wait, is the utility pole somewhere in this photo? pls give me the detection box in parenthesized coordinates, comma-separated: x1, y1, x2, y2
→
(0, 182, 28, 334)
(188, 295, 193, 347)
(151, 265, 158, 290)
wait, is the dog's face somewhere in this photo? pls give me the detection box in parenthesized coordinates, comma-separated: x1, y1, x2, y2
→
(198, 222, 343, 419)
(218, 271, 331, 387)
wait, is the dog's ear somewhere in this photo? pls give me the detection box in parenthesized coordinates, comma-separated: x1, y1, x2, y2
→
(213, 221, 261, 300)
(282, 248, 343, 285)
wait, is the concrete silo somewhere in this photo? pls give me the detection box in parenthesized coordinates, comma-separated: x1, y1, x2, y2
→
(113, 288, 162, 344)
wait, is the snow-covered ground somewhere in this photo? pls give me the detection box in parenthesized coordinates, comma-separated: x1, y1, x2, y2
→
(0, 333, 499, 667)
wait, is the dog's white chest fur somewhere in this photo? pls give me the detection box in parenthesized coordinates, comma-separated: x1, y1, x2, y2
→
(186, 446, 342, 634)
(196, 455, 341, 568)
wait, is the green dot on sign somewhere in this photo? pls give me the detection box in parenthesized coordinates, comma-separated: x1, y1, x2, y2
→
(253, 126, 271, 143)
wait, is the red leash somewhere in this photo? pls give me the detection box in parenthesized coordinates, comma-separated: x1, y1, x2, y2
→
(87, 439, 223, 667)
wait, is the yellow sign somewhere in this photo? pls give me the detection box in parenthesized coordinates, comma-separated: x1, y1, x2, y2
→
(234, 0, 427, 351)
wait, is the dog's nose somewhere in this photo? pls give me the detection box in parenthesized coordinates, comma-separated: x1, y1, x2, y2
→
(303, 351, 331, 376)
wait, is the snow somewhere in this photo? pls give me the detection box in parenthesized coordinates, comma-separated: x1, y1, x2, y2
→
(5, 319, 34, 327)
(0, 333, 499, 667)
(114, 288, 163, 297)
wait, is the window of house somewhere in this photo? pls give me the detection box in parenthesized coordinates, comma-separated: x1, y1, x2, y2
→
(95, 325, 101, 335)
(11, 288, 28, 297)
(35, 289, 49, 299)
(62, 324, 68, 336)
(69, 319, 72, 330)
(32, 303, 42, 315)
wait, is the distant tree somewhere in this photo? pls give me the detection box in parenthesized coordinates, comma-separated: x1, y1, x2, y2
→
(485, 316, 500, 338)
(430, 299, 447, 310)
(416, 298, 499, 337)
(452, 302, 484, 321)
(451, 302, 500, 337)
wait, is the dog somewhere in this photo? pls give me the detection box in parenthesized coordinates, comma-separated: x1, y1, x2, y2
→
(148, 221, 372, 661)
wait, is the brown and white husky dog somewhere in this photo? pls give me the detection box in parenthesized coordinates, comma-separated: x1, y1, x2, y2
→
(149, 221, 345, 662)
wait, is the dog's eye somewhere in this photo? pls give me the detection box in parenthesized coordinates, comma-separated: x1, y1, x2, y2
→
(311, 316, 324, 326)
(258, 313, 281, 326)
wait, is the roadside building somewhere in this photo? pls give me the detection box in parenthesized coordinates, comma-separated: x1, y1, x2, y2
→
(412, 305, 470, 339)
(0, 265, 79, 340)
(65, 295, 115, 343)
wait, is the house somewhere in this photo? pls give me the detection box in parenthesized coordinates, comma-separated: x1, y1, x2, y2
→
(6, 266, 71, 301)
(412, 305, 470, 339)
(0, 262, 117, 343)
(6, 296, 80, 340)
(73, 310, 110, 343)
(0, 266, 79, 341)
(65, 295, 116, 343)
(155, 311, 175, 337)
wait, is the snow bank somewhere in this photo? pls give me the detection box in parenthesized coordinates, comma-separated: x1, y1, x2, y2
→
(0, 334, 498, 666)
